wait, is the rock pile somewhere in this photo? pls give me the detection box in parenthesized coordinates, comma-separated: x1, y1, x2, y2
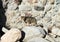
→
(0, 0, 60, 42)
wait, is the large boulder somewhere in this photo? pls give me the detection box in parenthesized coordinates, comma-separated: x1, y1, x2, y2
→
(1, 28, 21, 42)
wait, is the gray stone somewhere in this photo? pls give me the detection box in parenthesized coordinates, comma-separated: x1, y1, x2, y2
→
(52, 26, 60, 36)
(44, 4, 52, 12)
(34, 6, 44, 11)
(55, 0, 60, 4)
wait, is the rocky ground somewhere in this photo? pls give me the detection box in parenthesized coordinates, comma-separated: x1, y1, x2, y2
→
(0, 0, 60, 42)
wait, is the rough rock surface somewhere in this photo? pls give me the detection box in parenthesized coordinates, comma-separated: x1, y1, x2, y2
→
(24, 37, 49, 42)
(0, 0, 60, 42)
(22, 26, 46, 41)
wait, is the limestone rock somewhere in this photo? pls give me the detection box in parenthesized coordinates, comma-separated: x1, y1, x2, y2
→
(45, 35, 56, 42)
(1, 28, 21, 42)
(19, 5, 32, 11)
(48, 0, 55, 4)
(7, 2, 18, 10)
(22, 26, 46, 41)
(5, 10, 24, 29)
(2, 27, 9, 33)
(52, 26, 60, 36)
(44, 4, 52, 12)
(24, 37, 49, 42)
(39, 0, 47, 6)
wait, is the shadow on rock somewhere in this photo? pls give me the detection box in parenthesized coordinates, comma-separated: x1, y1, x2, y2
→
(0, 0, 6, 37)
(19, 31, 25, 42)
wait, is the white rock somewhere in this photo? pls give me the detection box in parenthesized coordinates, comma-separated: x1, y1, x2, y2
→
(22, 26, 45, 40)
(24, 37, 49, 42)
(54, 37, 60, 42)
(51, 13, 60, 28)
(55, 22, 60, 28)
(19, 5, 32, 11)
(52, 26, 60, 36)
(8, 0, 14, 3)
(7, 2, 18, 10)
(39, 0, 47, 6)
(31, 11, 44, 20)
(1, 28, 21, 42)
(2, 27, 9, 33)
(45, 35, 56, 42)
(5, 10, 25, 29)
(44, 4, 52, 12)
